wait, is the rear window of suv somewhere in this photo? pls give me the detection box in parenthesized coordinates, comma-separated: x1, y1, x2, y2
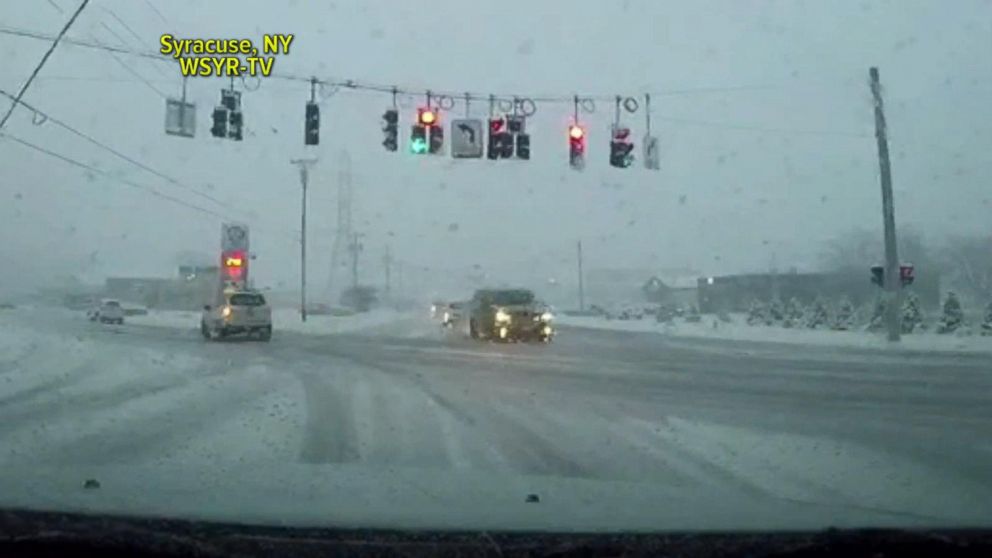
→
(104, 301, 121, 307)
(230, 294, 266, 306)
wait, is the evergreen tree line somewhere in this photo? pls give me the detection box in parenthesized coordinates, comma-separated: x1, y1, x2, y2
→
(742, 293, 992, 335)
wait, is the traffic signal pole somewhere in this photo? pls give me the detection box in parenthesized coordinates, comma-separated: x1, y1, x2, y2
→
(869, 67, 901, 342)
(291, 158, 318, 322)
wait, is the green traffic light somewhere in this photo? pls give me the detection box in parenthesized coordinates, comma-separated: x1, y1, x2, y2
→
(410, 137, 428, 154)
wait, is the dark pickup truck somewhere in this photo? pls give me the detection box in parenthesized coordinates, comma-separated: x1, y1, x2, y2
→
(467, 288, 554, 343)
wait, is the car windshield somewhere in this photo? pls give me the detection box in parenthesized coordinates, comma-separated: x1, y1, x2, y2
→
(491, 290, 534, 305)
(229, 294, 265, 306)
(1, 0, 991, 540)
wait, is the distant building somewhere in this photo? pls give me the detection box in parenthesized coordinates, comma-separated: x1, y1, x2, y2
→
(104, 265, 220, 310)
(585, 267, 702, 307)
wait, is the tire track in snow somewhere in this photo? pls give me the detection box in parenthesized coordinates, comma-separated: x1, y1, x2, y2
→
(315, 344, 594, 478)
(297, 370, 361, 464)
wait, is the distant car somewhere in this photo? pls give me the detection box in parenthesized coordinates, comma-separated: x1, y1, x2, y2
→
(201, 290, 272, 341)
(467, 288, 554, 343)
(89, 299, 125, 324)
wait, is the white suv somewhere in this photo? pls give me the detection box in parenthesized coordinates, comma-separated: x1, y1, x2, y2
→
(201, 290, 272, 341)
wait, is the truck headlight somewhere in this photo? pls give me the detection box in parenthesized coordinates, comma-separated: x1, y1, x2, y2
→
(442, 311, 450, 322)
(221, 306, 232, 318)
(495, 308, 511, 324)
(541, 311, 554, 322)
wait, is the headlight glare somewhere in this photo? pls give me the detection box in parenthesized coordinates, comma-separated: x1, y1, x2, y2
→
(495, 308, 511, 323)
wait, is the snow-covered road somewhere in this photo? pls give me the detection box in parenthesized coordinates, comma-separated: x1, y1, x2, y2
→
(1, 307, 990, 531)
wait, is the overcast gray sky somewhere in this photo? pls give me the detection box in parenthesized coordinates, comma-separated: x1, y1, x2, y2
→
(1, 0, 990, 296)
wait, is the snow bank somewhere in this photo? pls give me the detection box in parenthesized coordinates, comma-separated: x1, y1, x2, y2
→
(124, 308, 406, 336)
(559, 314, 992, 354)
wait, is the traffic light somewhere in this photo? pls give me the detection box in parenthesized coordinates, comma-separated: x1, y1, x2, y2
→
(488, 118, 504, 160)
(211, 107, 228, 138)
(507, 116, 525, 134)
(429, 123, 444, 154)
(228, 110, 243, 141)
(411, 107, 439, 155)
(516, 133, 530, 160)
(381, 109, 398, 151)
(499, 132, 514, 158)
(221, 89, 240, 112)
(610, 126, 634, 168)
(871, 263, 915, 287)
(410, 124, 428, 154)
(899, 264, 915, 286)
(417, 107, 438, 127)
(568, 124, 586, 169)
(870, 265, 884, 286)
(304, 101, 319, 146)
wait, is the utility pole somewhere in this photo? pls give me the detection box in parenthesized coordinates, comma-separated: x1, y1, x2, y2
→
(577, 240, 585, 312)
(870, 67, 901, 342)
(291, 158, 318, 322)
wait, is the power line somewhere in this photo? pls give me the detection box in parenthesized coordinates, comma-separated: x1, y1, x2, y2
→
(657, 116, 871, 138)
(100, 7, 173, 80)
(0, 130, 302, 243)
(102, 8, 145, 44)
(0, 0, 91, 131)
(99, 21, 128, 48)
(0, 86, 243, 212)
(45, 0, 64, 14)
(35, 75, 172, 83)
(0, 26, 806, 104)
(0, 131, 229, 220)
(95, 35, 170, 98)
(140, 0, 169, 24)
(0, 24, 871, 137)
(0, 26, 162, 61)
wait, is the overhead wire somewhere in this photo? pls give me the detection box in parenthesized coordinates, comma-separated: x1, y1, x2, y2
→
(0, 25, 859, 111)
(0, 131, 229, 220)
(0, 86, 236, 210)
(140, 0, 169, 25)
(0, 1, 91, 130)
(0, 129, 302, 243)
(100, 6, 173, 80)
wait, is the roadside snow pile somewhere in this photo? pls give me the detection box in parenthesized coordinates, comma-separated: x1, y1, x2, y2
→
(272, 308, 404, 335)
(558, 314, 992, 354)
(125, 310, 201, 329)
(125, 308, 406, 336)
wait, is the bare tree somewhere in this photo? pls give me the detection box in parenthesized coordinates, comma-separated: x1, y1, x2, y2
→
(820, 228, 935, 273)
(939, 235, 992, 302)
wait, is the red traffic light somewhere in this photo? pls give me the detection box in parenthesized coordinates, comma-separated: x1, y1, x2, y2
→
(418, 108, 437, 126)
(568, 125, 585, 140)
(489, 118, 504, 133)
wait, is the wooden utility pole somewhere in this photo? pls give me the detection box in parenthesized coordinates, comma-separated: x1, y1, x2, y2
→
(291, 158, 318, 322)
(869, 67, 901, 342)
